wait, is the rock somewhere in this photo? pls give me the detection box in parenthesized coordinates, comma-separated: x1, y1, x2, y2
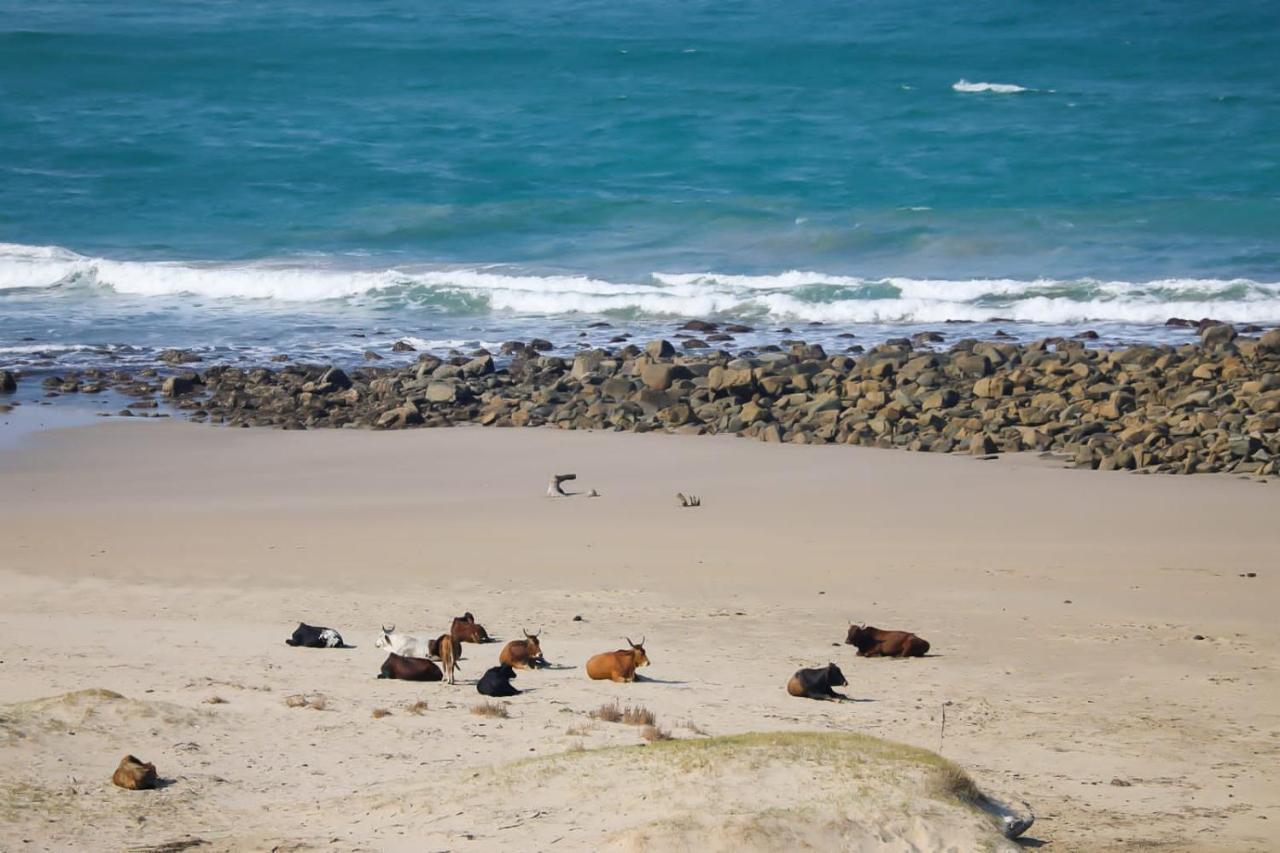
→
(462, 355, 494, 377)
(645, 339, 676, 359)
(159, 349, 201, 365)
(972, 376, 1012, 398)
(706, 366, 754, 395)
(425, 382, 459, 403)
(640, 363, 691, 391)
(318, 367, 352, 390)
(1259, 329, 1280, 353)
(681, 338, 709, 350)
(392, 340, 416, 352)
(363, 350, 383, 361)
(529, 338, 554, 352)
(161, 375, 198, 397)
(570, 350, 606, 379)
(680, 320, 718, 332)
(376, 404, 424, 428)
(0, 370, 16, 393)
(112, 755, 157, 790)
(1199, 323, 1236, 349)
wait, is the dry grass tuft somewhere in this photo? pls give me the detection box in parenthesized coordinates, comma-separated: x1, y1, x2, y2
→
(641, 724, 673, 742)
(371, 708, 392, 719)
(203, 696, 228, 705)
(471, 701, 510, 719)
(931, 765, 981, 804)
(284, 693, 327, 711)
(622, 704, 656, 727)
(681, 719, 709, 736)
(565, 721, 596, 737)
(590, 701, 623, 723)
(406, 700, 429, 716)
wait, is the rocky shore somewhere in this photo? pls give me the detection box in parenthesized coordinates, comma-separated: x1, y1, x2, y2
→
(5, 323, 1280, 476)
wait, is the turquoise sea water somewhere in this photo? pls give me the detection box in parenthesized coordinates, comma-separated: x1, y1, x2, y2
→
(1, 0, 1279, 367)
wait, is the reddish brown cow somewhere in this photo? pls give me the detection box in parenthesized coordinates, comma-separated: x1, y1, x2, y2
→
(378, 652, 443, 681)
(845, 623, 930, 658)
(450, 612, 492, 644)
(585, 638, 650, 682)
(438, 634, 459, 684)
(499, 629, 545, 669)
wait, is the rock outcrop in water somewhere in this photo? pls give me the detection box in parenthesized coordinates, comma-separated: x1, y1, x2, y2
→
(17, 323, 1280, 476)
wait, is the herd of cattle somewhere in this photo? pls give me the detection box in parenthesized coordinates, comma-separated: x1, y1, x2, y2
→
(284, 616, 931, 700)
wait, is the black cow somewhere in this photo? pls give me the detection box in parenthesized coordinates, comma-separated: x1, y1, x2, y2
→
(285, 622, 349, 648)
(786, 663, 849, 700)
(378, 653, 443, 681)
(477, 664, 520, 697)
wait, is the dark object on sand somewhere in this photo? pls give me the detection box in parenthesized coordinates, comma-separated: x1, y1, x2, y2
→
(478, 664, 521, 696)
(378, 652, 443, 681)
(285, 622, 349, 648)
(786, 664, 849, 700)
(845, 624, 930, 657)
(677, 492, 701, 507)
(547, 473, 576, 496)
(112, 755, 158, 790)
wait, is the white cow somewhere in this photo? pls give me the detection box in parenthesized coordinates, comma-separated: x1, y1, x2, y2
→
(374, 625, 433, 659)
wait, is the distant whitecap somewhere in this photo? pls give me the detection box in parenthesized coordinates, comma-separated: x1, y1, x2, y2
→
(952, 79, 1029, 94)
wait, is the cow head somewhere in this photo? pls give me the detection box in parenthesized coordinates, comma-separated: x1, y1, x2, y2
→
(522, 628, 542, 658)
(375, 625, 395, 649)
(826, 662, 848, 687)
(846, 623, 869, 646)
(498, 664, 517, 680)
(626, 637, 650, 668)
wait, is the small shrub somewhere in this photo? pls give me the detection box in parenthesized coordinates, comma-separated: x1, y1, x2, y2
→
(471, 701, 510, 719)
(590, 702, 623, 723)
(565, 721, 596, 737)
(203, 696, 228, 705)
(371, 708, 392, 719)
(622, 704, 656, 727)
(407, 700, 429, 716)
(641, 724, 673, 742)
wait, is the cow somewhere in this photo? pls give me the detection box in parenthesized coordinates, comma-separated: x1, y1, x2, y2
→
(845, 623, 930, 658)
(499, 629, 545, 670)
(285, 622, 349, 648)
(786, 663, 849, 700)
(477, 664, 520, 697)
(450, 612, 492, 644)
(428, 633, 454, 659)
(438, 634, 460, 685)
(585, 637, 650, 682)
(378, 652, 443, 682)
(375, 625, 432, 658)
(112, 755, 158, 790)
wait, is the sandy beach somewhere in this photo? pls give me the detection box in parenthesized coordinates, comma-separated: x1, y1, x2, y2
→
(0, 420, 1277, 850)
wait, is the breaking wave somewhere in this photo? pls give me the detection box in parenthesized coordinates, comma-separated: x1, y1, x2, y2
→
(3, 243, 1279, 326)
(952, 79, 1030, 94)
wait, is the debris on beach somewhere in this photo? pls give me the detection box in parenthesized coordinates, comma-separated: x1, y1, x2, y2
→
(547, 473, 576, 497)
(676, 492, 702, 507)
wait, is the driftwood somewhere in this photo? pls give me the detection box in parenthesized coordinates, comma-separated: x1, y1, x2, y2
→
(1001, 802, 1035, 839)
(547, 473, 576, 497)
(677, 492, 701, 508)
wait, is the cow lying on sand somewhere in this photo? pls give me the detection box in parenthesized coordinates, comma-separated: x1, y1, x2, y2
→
(477, 664, 520, 697)
(585, 638, 649, 682)
(845, 624, 930, 658)
(285, 623, 349, 648)
(499, 629, 546, 669)
(378, 653, 442, 681)
(450, 612, 492, 644)
(375, 626, 432, 658)
(786, 663, 849, 700)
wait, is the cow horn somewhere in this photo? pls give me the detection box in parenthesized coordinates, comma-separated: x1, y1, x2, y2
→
(382, 624, 394, 634)
(625, 636, 633, 647)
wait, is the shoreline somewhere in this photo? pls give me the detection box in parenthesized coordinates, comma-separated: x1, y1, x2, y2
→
(4, 323, 1280, 477)
(2, 420, 1278, 849)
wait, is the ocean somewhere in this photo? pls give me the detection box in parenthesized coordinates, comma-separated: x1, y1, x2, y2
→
(2, 0, 1279, 370)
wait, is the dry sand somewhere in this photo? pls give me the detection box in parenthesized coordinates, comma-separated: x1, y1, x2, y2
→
(1, 420, 1277, 851)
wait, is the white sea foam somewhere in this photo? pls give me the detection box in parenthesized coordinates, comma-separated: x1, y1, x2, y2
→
(952, 79, 1029, 94)
(2, 244, 1279, 326)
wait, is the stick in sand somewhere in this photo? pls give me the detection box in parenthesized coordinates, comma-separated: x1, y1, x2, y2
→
(547, 473, 576, 497)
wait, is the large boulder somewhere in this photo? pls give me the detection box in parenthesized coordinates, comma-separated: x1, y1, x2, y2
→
(1200, 323, 1236, 349)
(640, 363, 692, 391)
(425, 382, 458, 403)
(0, 370, 16, 393)
(645, 339, 676, 359)
(1259, 329, 1280, 353)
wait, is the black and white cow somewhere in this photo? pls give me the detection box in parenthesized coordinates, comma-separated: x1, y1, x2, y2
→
(285, 622, 350, 648)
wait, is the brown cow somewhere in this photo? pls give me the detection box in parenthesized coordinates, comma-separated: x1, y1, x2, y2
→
(428, 633, 454, 658)
(786, 663, 849, 700)
(378, 652, 443, 681)
(112, 755, 158, 790)
(438, 634, 459, 685)
(499, 629, 545, 669)
(450, 612, 492, 644)
(845, 623, 930, 658)
(585, 637, 650, 682)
